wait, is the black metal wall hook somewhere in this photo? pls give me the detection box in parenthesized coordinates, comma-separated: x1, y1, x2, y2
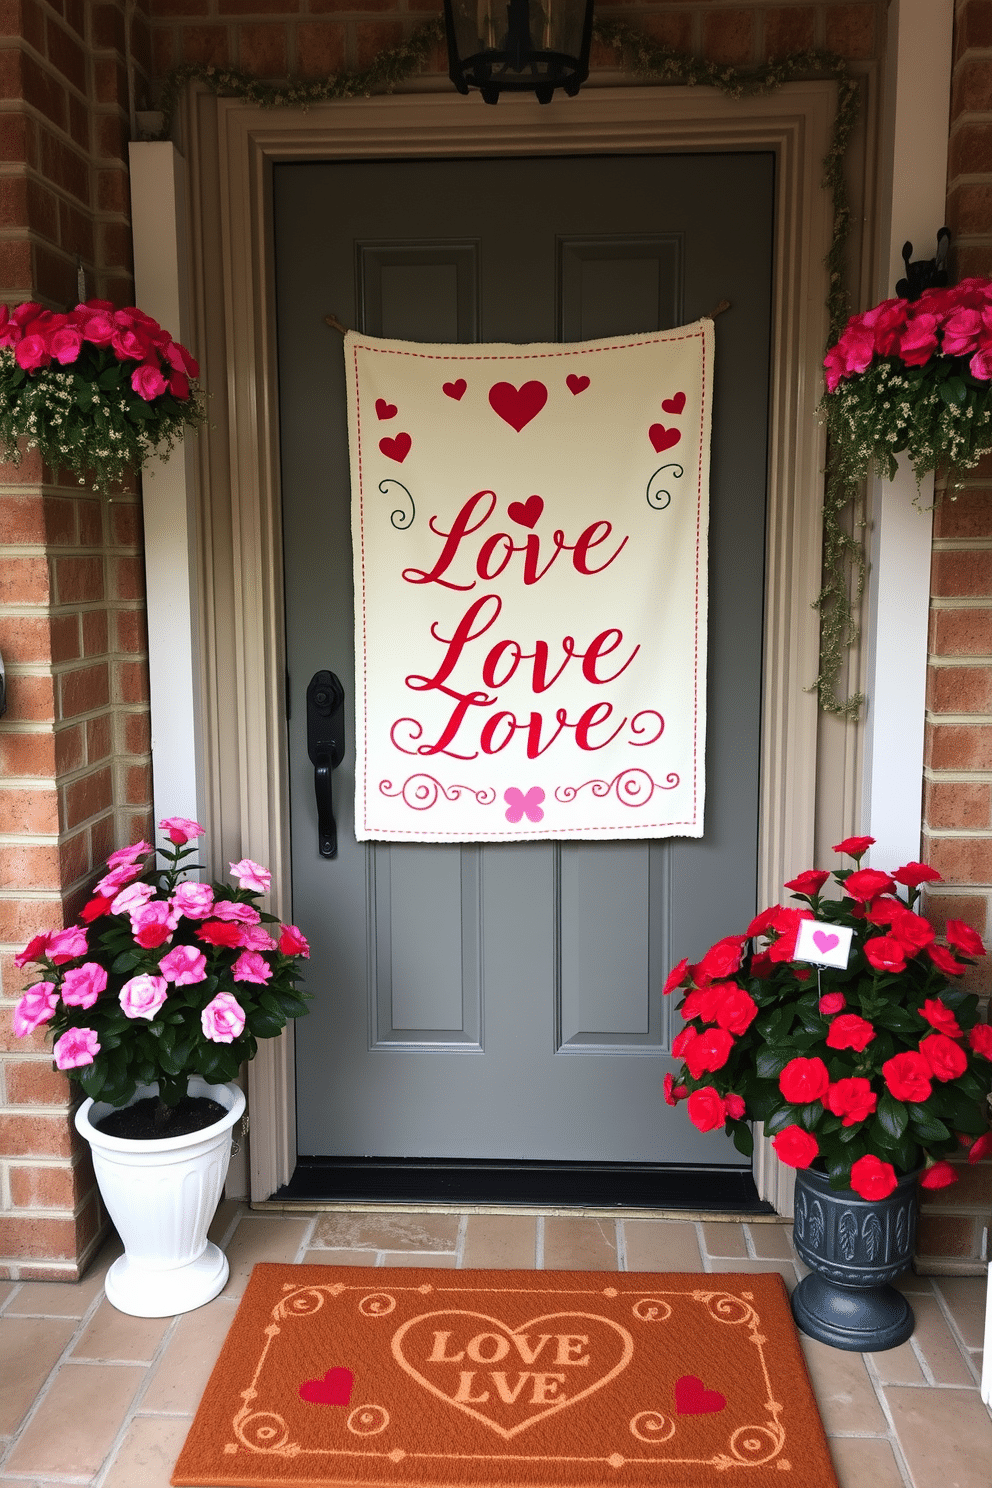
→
(896, 228, 950, 301)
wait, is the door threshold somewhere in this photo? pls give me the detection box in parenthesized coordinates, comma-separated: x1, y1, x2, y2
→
(271, 1158, 773, 1214)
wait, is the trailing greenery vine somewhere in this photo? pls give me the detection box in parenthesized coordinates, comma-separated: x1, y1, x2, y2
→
(155, 17, 864, 715)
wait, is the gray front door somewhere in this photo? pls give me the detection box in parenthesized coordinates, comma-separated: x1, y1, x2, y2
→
(276, 153, 773, 1175)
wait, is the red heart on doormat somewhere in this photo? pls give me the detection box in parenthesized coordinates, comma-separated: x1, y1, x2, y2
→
(661, 391, 686, 415)
(375, 398, 397, 421)
(675, 1374, 726, 1415)
(443, 379, 467, 400)
(566, 374, 590, 395)
(379, 432, 411, 463)
(299, 1366, 354, 1406)
(507, 495, 544, 528)
(489, 380, 548, 431)
(649, 423, 681, 453)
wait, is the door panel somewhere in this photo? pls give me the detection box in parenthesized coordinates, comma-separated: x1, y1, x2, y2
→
(276, 154, 773, 1174)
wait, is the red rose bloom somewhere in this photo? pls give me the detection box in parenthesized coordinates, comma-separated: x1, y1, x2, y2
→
(686, 1086, 727, 1132)
(891, 861, 942, 889)
(945, 919, 986, 958)
(849, 1154, 897, 1201)
(784, 870, 830, 897)
(863, 935, 907, 974)
(966, 1130, 992, 1163)
(886, 905, 936, 954)
(196, 919, 243, 948)
(713, 987, 759, 1035)
(818, 992, 846, 1014)
(663, 1072, 688, 1106)
(919, 1032, 968, 1083)
(684, 1027, 735, 1079)
(844, 868, 896, 904)
(826, 1014, 876, 1052)
(919, 1161, 958, 1190)
(772, 1126, 819, 1169)
(882, 1050, 933, 1103)
(779, 1056, 830, 1104)
(696, 937, 746, 980)
(832, 835, 875, 860)
(724, 1092, 746, 1119)
(767, 906, 814, 962)
(749, 951, 773, 979)
(927, 943, 967, 977)
(746, 905, 781, 938)
(663, 957, 690, 995)
(826, 1077, 877, 1126)
(682, 983, 735, 1024)
(79, 895, 112, 923)
(968, 1023, 992, 1062)
(918, 998, 962, 1038)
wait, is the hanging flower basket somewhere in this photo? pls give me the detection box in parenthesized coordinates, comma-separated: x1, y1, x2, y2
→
(821, 277, 992, 487)
(0, 299, 204, 496)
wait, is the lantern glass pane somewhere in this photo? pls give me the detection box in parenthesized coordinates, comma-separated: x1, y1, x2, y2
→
(448, 0, 586, 71)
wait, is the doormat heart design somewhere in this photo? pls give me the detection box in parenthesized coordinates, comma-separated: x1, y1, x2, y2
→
(172, 1265, 838, 1488)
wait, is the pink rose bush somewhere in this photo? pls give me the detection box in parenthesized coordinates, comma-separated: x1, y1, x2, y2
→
(666, 837, 992, 1199)
(822, 278, 992, 485)
(0, 299, 204, 495)
(11, 817, 310, 1113)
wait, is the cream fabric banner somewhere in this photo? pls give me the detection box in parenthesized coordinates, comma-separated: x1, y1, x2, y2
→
(346, 323, 712, 842)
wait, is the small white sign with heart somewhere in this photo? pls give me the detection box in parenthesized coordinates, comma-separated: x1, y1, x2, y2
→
(795, 918, 854, 969)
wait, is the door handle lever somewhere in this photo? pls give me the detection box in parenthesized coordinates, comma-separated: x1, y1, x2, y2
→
(306, 670, 346, 858)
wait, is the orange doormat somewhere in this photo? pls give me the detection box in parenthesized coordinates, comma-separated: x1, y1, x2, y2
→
(172, 1264, 838, 1488)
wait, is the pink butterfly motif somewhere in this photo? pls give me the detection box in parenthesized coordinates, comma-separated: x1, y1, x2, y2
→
(504, 787, 545, 824)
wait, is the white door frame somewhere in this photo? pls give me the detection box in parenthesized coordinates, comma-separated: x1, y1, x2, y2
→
(168, 79, 855, 1203)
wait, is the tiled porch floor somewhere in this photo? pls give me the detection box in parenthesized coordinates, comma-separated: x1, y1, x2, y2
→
(0, 1206, 988, 1488)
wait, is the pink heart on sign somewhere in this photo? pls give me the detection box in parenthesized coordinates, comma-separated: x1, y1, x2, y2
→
(674, 1376, 726, 1416)
(379, 432, 411, 464)
(813, 930, 840, 953)
(443, 379, 467, 401)
(299, 1367, 354, 1406)
(566, 374, 590, 395)
(489, 380, 548, 431)
(662, 391, 686, 415)
(649, 423, 681, 453)
(507, 495, 544, 529)
(375, 398, 397, 421)
(504, 787, 545, 824)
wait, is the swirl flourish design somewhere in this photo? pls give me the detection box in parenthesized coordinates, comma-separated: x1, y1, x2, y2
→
(347, 1404, 390, 1435)
(632, 1297, 673, 1323)
(630, 1410, 676, 1443)
(379, 774, 497, 811)
(555, 768, 678, 808)
(379, 478, 415, 529)
(359, 1291, 397, 1317)
(646, 462, 684, 510)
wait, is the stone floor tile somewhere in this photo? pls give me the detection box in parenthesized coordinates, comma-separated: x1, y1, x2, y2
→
(883, 1385, 992, 1488)
(3, 1362, 146, 1477)
(311, 1212, 462, 1253)
(299, 1248, 380, 1267)
(218, 1215, 313, 1299)
(380, 1251, 458, 1267)
(140, 1295, 239, 1414)
(100, 1413, 194, 1488)
(746, 1222, 795, 1260)
(824, 1434, 908, 1488)
(70, 1297, 172, 1362)
(542, 1217, 618, 1270)
(0, 1282, 15, 1310)
(705, 1257, 799, 1291)
(700, 1221, 748, 1257)
(798, 1335, 889, 1434)
(8, 1237, 121, 1317)
(895, 1269, 933, 1294)
(0, 1314, 77, 1436)
(866, 1337, 927, 1386)
(622, 1219, 702, 1271)
(461, 1214, 536, 1269)
(908, 1294, 980, 1385)
(931, 1275, 987, 1351)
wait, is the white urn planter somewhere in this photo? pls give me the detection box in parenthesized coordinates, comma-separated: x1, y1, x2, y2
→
(75, 1077, 246, 1318)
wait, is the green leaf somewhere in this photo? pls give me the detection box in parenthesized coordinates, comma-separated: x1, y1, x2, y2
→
(909, 1110, 951, 1143)
(112, 951, 143, 975)
(873, 1005, 921, 1034)
(732, 1123, 754, 1157)
(876, 1092, 909, 1140)
(763, 1105, 795, 1135)
(756, 1047, 791, 1081)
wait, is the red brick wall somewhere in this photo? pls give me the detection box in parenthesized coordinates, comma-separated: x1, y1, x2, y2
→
(0, 1, 155, 1279)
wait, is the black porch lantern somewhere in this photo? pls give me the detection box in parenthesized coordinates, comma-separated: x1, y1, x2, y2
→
(443, 0, 595, 104)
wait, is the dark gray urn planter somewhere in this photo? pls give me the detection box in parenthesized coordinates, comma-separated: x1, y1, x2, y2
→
(791, 1165, 920, 1352)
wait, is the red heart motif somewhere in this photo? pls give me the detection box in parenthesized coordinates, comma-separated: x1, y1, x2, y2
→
(379, 433, 411, 464)
(674, 1375, 726, 1415)
(566, 374, 590, 395)
(662, 391, 686, 415)
(649, 423, 681, 453)
(299, 1367, 354, 1406)
(375, 398, 397, 421)
(507, 495, 544, 529)
(489, 380, 548, 431)
(443, 379, 467, 401)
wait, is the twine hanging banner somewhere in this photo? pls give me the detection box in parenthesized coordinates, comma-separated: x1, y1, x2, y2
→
(346, 324, 712, 841)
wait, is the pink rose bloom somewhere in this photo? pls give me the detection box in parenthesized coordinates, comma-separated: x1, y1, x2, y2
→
(970, 345, 992, 381)
(210, 899, 261, 925)
(131, 362, 168, 400)
(96, 862, 142, 897)
(941, 307, 984, 357)
(229, 858, 271, 894)
(238, 924, 277, 952)
(15, 334, 51, 371)
(164, 340, 200, 378)
(863, 298, 906, 356)
(50, 325, 83, 364)
(232, 950, 273, 985)
(172, 881, 215, 920)
(53, 1027, 101, 1070)
(899, 312, 939, 366)
(850, 1154, 897, 1201)
(47, 926, 88, 964)
(279, 924, 310, 957)
(111, 881, 156, 916)
(81, 311, 116, 346)
(12, 983, 59, 1036)
(159, 816, 205, 846)
(106, 839, 152, 869)
(119, 973, 168, 1020)
(61, 962, 108, 1009)
(112, 326, 153, 362)
(201, 992, 246, 1043)
(15, 931, 52, 968)
(131, 899, 178, 949)
(159, 944, 208, 985)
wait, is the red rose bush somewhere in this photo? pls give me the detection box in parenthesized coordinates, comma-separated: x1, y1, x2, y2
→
(821, 278, 992, 487)
(665, 837, 992, 1200)
(0, 299, 204, 494)
(11, 819, 310, 1126)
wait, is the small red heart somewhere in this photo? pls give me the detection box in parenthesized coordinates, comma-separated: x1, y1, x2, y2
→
(489, 380, 548, 432)
(300, 1367, 354, 1406)
(566, 374, 590, 395)
(375, 398, 397, 421)
(443, 379, 467, 401)
(507, 495, 544, 528)
(675, 1375, 726, 1415)
(662, 391, 686, 415)
(379, 433, 411, 463)
(649, 423, 681, 453)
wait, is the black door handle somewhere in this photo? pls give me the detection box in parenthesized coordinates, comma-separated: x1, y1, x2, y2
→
(306, 671, 346, 858)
